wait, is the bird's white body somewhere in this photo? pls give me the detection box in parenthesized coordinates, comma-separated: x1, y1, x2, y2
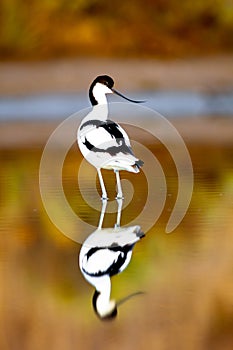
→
(78, 106, 140, 172)
(77, 75, 143, 199)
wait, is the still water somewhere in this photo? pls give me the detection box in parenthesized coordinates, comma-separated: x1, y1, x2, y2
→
(0, 90, 233, 120)
(0, 131, 233, 349)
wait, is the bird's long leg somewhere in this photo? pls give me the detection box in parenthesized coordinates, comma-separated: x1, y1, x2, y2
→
(98, 198, 107, 229)
(115, 198, 123, 228)
(115, 170, 124, 199)
(97, 168, 108, 200)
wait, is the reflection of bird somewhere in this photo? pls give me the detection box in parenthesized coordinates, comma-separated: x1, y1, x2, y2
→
(79, 225, 145, 320)
(77, 75, 144, 200)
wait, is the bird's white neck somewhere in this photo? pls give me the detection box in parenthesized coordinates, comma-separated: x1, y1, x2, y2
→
(86, 103, 109, 122)
(95, 277, 115, 317)
(92, 82, 112, 105)
(96, 276, 111, 301)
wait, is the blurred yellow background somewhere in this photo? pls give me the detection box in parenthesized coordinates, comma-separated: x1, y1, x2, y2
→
(0, 0, 233, 59)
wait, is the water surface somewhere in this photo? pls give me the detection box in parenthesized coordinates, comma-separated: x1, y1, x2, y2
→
(0, 90, 233, 120)
(0, 139, 233, 349)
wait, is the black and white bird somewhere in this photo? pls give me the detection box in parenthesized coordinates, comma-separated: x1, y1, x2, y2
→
(79, 225, 145, 320)
(77, 75, 144, 200)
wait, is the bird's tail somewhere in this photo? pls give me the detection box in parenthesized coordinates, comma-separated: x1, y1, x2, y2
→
(133, 159, 144, 172)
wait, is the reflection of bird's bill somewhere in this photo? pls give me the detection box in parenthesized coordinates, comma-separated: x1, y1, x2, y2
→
(112, 88, 146, 104)
(116, 291, 145, 307)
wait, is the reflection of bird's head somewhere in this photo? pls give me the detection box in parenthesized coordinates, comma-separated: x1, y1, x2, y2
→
(92, 289, 144, 321)
(92, 290, 117, 321)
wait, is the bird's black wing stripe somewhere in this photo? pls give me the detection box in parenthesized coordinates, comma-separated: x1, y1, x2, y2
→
(86, 247, 101, 260)
(81, 119, 135, 156)
(81, 119, 129, 146)
(82, 245, 134, 277)
(102, 120, 134, 155)
(107, 244, 134, 277)
(83, 137, 133, 156)
(99, 120, 123, 144)
(80, 120, 122, 136)
(79, 119, 103, 131)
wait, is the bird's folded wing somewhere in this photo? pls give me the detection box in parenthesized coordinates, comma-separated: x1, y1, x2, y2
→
(82, 248, 121, 275)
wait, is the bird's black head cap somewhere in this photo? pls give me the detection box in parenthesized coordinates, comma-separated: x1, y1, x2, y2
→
(89, 75, 114, 105)
(95, 75, 114, 89)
